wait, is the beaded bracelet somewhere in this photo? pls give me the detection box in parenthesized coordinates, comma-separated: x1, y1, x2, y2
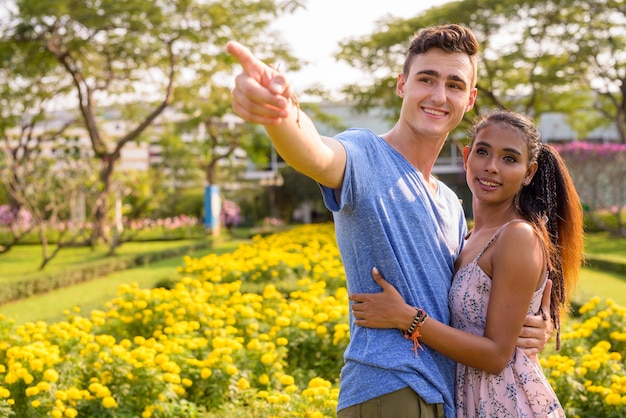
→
(401, 307, 429, 357)
(402, 307, 428, 337)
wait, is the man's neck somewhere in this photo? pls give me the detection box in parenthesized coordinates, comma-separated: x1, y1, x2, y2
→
(381, 127, 449, 180)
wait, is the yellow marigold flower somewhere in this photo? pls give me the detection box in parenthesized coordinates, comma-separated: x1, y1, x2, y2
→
(285, 384, 299, 393)
(313, 313, 329, 323)
(95, 335, 116, 348)
(182, 378, 193, 387)
(163, 373, 180, 384)
(102, 396, 118, 409)
(96, 386, 111, 398)
(276, 337, 288, 346)
(279, 374, 295, 386)
(88, 382, 102, 393)
(55, 390, 68, 401)
(22, 373, 34, 385)
(316, 325, 328, 336)
(275, 316, 291, 327)
(65, 408, 78, 418)
(267, 395, 280, 404)
(30, 359, 43, 372)
(119, 339, 132, 349)
(5, 372, 17, 384)
(200, 368, 212, 379)
(298, 321, 312, 330)
(610, 352, 622, 361)
(258, 374, 270, 385)
(35, 380, 50, 392)
(141, 405, 155, 418)
(605, 392, 621, 405)
(587, 360, 601, 371)
(260, 352, 276, 365)
(257, 390, 269, 399)
(308, 377, 332, 388)
(31, 400, 41, 408)
(66, 387, 83, 400)
(50, 409, 63, 418)
(154, 354, 168, 365)
(0, 387, 10, 398)
(225, 365, 239, 376)
(247, 339, 262, 350)
(25, 386, 40, 396)
(237, 378, 250, 390)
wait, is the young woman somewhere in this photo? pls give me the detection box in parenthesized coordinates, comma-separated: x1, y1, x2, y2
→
(350, 109, 584, 417)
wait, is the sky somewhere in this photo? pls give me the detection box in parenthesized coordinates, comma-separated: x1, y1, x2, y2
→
(270, 0, 449, 96)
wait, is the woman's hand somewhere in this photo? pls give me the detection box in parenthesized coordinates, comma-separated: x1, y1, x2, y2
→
(518, 279, 554, 356)
(349, 267, 416, 330)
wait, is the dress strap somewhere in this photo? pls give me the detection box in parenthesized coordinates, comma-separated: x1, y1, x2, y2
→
(473, 219, 528, 262)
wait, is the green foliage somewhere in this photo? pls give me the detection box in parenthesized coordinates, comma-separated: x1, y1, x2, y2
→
(172, 189, 205, 219)
(335, 0, 626, 143)
(1, 0, 308, 249)
(275, 166, 331, 223)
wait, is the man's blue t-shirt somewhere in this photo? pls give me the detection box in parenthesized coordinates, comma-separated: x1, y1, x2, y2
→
(319, 128, 467, 418)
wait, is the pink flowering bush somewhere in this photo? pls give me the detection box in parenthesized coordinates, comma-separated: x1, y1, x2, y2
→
(554, 141, 626, 235)
(0, 205, 32, 231)
(220, 199, 241, 229)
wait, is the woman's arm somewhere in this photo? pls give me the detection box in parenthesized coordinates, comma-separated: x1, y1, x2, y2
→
(350, 226, 550, 374)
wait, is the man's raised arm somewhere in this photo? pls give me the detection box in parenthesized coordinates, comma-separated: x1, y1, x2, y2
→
(226, 41, 346, 189)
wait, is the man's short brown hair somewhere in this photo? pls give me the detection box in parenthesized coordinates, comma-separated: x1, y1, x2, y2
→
(403, 24, 479, 87)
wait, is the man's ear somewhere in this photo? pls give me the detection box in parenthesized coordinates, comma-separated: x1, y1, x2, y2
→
(465, 88, 477, 112)
(396, 73, 406, 98)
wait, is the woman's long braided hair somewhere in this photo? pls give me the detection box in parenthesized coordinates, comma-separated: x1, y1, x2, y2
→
(472, 110, 585, 349)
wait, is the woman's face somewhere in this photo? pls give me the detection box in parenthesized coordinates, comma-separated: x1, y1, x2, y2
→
(463, 122, 537, 203)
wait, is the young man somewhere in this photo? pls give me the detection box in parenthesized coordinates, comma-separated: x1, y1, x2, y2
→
(226, 24, 551, 418)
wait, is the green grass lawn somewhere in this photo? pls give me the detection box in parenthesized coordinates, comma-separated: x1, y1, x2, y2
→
(1, 240, 245, 325)
(574, 267, 626, 305)
(0, 240, 206, 283)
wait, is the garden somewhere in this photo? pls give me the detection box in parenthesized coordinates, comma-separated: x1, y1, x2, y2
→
(0, 223, 624, 417)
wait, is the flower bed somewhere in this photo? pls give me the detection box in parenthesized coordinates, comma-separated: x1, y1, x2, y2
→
(0, 223, 623, 417)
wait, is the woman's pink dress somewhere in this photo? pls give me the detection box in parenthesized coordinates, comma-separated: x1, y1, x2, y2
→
(449, 221, 566, 417)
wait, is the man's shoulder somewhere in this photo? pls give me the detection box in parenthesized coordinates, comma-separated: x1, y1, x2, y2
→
(336, 128, 380, 141)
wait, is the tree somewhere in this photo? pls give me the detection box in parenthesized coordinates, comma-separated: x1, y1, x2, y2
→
(0, 0, 305, 252)
(335, 0, 625, 143)
(0, 139, 99, 268)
